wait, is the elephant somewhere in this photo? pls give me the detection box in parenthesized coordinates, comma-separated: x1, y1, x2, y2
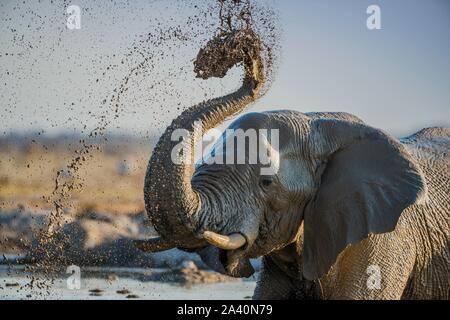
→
(135, 28, 450, 299)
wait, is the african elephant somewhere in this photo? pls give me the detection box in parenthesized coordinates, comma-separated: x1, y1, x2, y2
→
(135, 28, 450, 299)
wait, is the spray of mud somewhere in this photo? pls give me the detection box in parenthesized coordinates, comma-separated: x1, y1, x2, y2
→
(0, 0, 280, 296)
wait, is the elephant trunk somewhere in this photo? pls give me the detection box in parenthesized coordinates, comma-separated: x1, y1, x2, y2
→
(144, 30, 266, 248)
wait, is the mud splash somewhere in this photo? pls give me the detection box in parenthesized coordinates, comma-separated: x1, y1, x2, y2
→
(1, 0, 280, 296)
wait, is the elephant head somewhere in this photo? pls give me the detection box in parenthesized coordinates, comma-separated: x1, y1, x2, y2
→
(137, 28, 427, 280)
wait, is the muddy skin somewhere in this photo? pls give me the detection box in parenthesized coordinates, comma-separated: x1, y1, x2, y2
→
(135, 1, 449, 301)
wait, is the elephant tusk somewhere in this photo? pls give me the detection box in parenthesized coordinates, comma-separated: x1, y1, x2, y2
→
(203, 231, 247, 250)
(133, 237, 176, 252)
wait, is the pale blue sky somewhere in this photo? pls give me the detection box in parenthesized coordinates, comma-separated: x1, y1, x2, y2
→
(1, 0, 449, 138)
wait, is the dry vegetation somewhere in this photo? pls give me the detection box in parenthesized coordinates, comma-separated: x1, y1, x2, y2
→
(0, 134, 152, 215)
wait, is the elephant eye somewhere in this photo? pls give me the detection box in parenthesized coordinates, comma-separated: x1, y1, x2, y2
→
(260, 176, 273, 188)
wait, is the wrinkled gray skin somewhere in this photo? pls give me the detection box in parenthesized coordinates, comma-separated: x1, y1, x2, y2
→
(141, 30, 450, 299)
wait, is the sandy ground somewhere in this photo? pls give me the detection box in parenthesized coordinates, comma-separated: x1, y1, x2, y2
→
(0, 266, 256, 300)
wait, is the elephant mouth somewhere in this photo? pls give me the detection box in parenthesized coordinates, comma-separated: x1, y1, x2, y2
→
(134, 230, 257, 277)
(196, 245, 255, 278)
(195, 232, 256, 278)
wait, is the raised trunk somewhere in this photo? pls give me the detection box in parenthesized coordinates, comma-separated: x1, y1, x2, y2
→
(144, 35, 265, 247)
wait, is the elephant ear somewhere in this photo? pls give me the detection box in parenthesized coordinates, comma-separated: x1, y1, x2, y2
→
(302, 119, 427, 280)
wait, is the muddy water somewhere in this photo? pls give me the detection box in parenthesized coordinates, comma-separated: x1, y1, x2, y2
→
(0, 266, 256, 300)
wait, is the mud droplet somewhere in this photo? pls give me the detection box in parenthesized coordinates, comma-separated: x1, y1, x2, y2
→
(116, 289, 131, 295)
(89, 288, 104, 293)
(5, 282, 20, 287)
